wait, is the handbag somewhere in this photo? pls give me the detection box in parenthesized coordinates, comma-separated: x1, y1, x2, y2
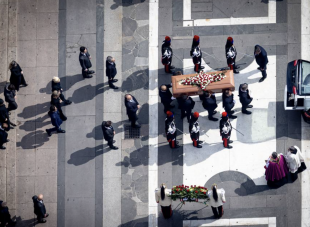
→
(298, 162, 307, 173)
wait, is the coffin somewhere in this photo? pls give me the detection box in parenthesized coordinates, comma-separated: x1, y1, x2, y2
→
(171, 70, 235, 97)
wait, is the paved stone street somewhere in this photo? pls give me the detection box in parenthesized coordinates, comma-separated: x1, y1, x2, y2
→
(0, 0, 310, 227)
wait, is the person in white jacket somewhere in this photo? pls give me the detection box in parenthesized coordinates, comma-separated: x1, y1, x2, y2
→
(208, 183, 226, 218)
(155, 184, 172, 219)
(284, 146, 307, 181)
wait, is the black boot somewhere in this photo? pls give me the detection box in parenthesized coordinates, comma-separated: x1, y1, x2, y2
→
(208, 117, 218, 121)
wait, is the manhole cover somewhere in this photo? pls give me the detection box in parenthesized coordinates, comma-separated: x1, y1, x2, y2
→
(124, 125, 141, 139)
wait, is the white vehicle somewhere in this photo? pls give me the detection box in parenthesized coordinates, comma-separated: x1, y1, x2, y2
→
(284, 59, 310, 110)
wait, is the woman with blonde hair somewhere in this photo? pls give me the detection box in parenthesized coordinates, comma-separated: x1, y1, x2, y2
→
(9, 60, 27, 91)
(208, 184, 226, 218)
(155, 183, 172, 219)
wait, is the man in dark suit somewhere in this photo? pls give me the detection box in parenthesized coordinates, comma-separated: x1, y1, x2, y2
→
(102, 121, 118, 150)
(125, 94, 141, 128)
(180, 95, 195, 123)
(238, 83, 253, 115)
(106, 56, 118, 89)
(79, 46, 95, 79)
(51, 77, 72, 104)
(254, 45, 268, 82)
(222, 89, 237, 119)
(0, 124, 9, 150)
(0, 201, 16, 226)
(50, 91, 67, 121)
(46, 105, 66, 136)
(32, 194, 49, 223)
(201, 91, 218, 121)
(0, 99, 15, 131)
(4, 84, 18, 112)
(159, 84, 175, 113)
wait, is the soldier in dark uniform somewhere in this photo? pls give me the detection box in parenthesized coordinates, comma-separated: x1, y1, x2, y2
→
(79, 46, 95, 79)
(189, 112, 202, 148)
(161, 36, 175, 74)
(102, 121, 118, 150)
(190, 35, 205, 73)
(222, 89, 237, 119)
(201, 91, 218, 121)
(159, 84, 175, 113)
(238, 83, 253, 115)
(165, 111, 180, 149)
(254, 45, 268, 82)
(220, 112, 233, 149)
(225, 37, 239, 74)
(180, 95, 195, 123)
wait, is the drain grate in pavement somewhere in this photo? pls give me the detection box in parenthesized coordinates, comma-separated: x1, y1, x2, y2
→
(124, 125, 141, 139)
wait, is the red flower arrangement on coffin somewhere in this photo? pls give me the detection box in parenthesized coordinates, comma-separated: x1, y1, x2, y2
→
(179, 71, 227, 91)
(169, 185, 209, 202)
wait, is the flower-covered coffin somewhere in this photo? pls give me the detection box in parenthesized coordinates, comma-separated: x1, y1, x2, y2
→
(171, 70, 235, 98)
(169, 185, 209, 201)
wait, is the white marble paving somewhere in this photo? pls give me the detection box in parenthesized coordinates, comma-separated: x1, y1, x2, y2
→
(183, 217, 276, 226)
(148, 1, 159, 227)
(183, 0, 276, 27)
(183, 56, 276, 187)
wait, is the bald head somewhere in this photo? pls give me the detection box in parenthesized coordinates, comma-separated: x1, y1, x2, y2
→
(161, 85, 167, 91)
(125, 94, 132, 101)
(38, 194, 44, 200)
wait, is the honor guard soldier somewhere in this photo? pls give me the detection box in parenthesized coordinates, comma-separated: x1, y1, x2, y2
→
(225, 37, 239, 74)
(189, 112, 202, 148)
(220, 112, 233, 149)
(165, 111, 180, 149)
(161, 36, 175, 73)
(190, 35, 204, 73)
(238, 83, 253, 115)
(222, 89, 237, 119)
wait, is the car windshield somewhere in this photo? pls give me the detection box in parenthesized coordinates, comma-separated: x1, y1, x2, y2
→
(301, 61, 310, 95)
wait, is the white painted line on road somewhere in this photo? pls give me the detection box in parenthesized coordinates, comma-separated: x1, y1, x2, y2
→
(149, 1, 159, 227)
(301, 1, 310, 226)
(183, 0, 276, 27)
(183, 217, 276, 226)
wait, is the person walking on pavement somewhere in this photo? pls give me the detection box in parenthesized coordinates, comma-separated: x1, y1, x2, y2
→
(50, 90, 67, 121)
(165, 111, 180, 149)
(180, 95, 195, 123)
(190, 35, 204, 73)
(124, 94, 141, 128)
(201, 91, 218, 121)
(106, 56, 119, 89)
(159, 84, 175, 113)
(0, 124, 9, 150)
(45, 105, 66, 137)
(155, 183, 173, 219)
(284, 146, 307, 181)
(161, 36, 175, 74)
(225, 37, 239, 74)
(254, 45, 268, 82)
(0, 201, 16, 226)
(32, 194, 49, 223)
(79, 46, 95, 79)
(238, 83, 253, 115)
(208, 184, 226, 219)
(51, 77, 72, 104)
(220, 112, 233, 149)
(4, 84, 18, 112)
(0, 99, 15, 131)
(9, 60, 27, 92)
(102, 121, 118, 150)
(189, 112, 202, 148)
(222, 89, 237, 119)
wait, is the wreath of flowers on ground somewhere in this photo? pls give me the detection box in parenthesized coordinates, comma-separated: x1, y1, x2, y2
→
(168, 185, 209, 202)
(179, 71, 227, 91)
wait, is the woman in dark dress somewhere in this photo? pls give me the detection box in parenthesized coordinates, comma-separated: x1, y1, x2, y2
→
(9, 60, 27, 91)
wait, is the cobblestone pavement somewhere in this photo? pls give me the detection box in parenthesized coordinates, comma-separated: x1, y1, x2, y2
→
(0, 0, 309, 227)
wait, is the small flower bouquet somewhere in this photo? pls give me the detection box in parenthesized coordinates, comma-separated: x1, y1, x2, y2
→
(179, 71, 226, 91)
(169, 184, 209, 202)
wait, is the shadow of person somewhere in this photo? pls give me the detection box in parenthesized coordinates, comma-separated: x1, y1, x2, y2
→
(111, 0, 146, 10)
(16, 130, 50, 149)
(17, 102, 50, 121)
(115, 146, 148, 167)
(122, 69, 149, 93)
(18, 116, 50, 132)
(67, 144, 110, 166)
(14, 216, 37, 227)
(68, 82, 106, 104)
